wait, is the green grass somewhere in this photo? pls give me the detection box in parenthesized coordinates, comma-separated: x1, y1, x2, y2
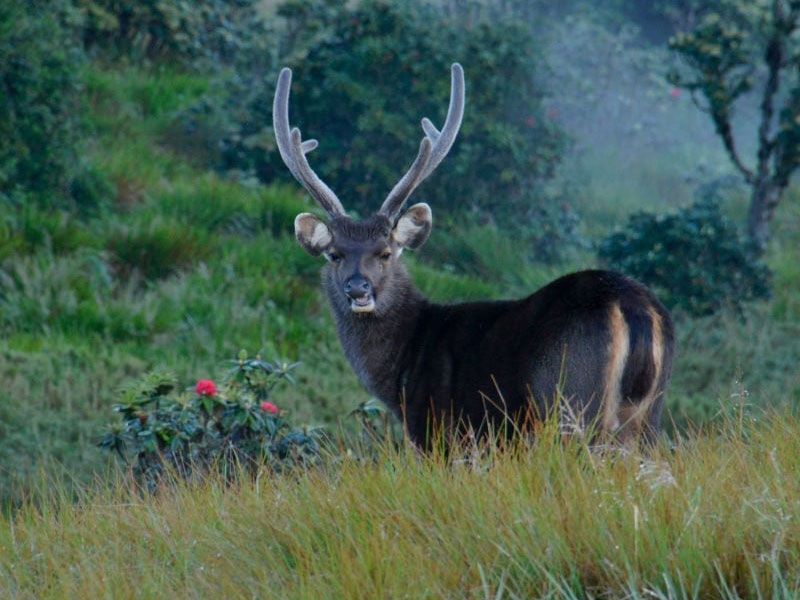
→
(2, 414, 800, 598)
(0, 64, 582, 498)
(1, 53, 800, 598)
(2, 60, 800, 515)
(84, 66, 210, 128)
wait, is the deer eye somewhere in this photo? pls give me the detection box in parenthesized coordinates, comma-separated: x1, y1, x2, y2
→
(379, 250, 392, 261)
(326, 251, 343, 263)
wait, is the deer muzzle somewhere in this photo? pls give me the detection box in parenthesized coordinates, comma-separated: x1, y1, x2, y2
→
(344, 275, 375, 313)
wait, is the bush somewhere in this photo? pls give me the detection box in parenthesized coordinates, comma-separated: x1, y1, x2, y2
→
(98, 351, 322, 488)
(598, 191, 771, 316)
(154, 178, 306, 238)
(0, 1, 85, 201)
(0, 250, 117, 337)
(106, 217, 212, 280)
(75, 0, 269, 68)
(0, 201, 99, 260)
(191, 0, 565, 224)
(68, 163, 116, 217)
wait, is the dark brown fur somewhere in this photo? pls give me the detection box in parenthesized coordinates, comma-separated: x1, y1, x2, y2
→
(275, 64, 674, 447)
(319, 218, 674, 447)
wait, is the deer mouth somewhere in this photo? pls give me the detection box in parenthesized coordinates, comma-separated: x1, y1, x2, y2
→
(350, 294, 376, 313)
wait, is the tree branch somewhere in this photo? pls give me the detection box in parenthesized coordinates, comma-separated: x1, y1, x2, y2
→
(712, 108, 755, 184)
(772, 3, 800, 188)
(755, 1, 785, 183)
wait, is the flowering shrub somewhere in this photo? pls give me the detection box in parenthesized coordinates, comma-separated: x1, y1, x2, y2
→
(99, 350, 323, 488)
(260, 401, 279, 415)
(195, 379, 217, 397)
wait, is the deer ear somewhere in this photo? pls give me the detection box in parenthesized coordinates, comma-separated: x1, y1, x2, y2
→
(392, 203, 432, 249)
(294, 213, 332, 256)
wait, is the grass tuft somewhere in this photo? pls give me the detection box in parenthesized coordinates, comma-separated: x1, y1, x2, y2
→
(2, 413, 799, 598)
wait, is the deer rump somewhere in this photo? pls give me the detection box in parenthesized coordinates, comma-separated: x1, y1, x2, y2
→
(272, 63, 675, 448)
(389, 269, 674, 447)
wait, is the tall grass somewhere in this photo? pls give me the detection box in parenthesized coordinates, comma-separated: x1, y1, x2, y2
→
(2, 413, 799, 598)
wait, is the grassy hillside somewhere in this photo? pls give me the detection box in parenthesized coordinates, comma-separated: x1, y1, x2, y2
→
(2, 415, 799, 598)
(0, 65, 562, 499)
(1, 63, 800, 502)
(4, 0, 800, 595)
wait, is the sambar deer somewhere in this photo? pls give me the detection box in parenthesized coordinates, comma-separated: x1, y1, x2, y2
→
(273, 63, 674, 447)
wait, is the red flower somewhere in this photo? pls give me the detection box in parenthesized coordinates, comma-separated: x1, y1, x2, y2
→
(260, 401, 279, 415)
(195, 379, 217, 397)
(669, 87, 682, 99)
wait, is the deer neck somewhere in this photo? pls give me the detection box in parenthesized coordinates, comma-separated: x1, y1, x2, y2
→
(324, 265, 426, 404)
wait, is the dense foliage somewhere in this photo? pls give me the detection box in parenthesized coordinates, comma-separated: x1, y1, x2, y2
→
(99, 351, 321, 488)
(75, 0, 269, 68)
(193, 0, 565, 224)
(0, 2, 85, 203)
(599, 190, 771, 316)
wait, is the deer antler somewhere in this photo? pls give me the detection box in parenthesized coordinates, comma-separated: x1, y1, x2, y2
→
(379, 63, 465, 221)
(273, 68, 346, 218)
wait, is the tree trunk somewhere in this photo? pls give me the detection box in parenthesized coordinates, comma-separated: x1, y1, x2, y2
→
(747, 179, 783, 253)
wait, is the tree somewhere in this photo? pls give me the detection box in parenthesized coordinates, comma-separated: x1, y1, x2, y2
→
(74, 0, 269, 69)
(668, 0, 800, 252)
(0, 1, 84, 199)
(194, 0, 565, 223)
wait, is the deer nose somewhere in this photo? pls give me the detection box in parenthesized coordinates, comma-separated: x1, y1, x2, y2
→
(344, 275, 372, 299)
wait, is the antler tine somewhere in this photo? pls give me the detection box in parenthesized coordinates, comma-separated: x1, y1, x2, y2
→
(273, 67, 346, 217)
(379, 63, 465, 220)
(419, 63, 465, 181)
(379, 138, 433, 220)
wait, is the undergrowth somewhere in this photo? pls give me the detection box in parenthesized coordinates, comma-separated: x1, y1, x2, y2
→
(2, 412, 799, 598)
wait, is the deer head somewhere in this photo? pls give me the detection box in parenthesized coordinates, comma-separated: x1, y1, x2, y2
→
(273, 64, 465, 315)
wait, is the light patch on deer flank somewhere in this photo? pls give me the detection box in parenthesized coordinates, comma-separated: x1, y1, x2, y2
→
(619, 306, 664, 438)
(602, 303, 629, 433)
